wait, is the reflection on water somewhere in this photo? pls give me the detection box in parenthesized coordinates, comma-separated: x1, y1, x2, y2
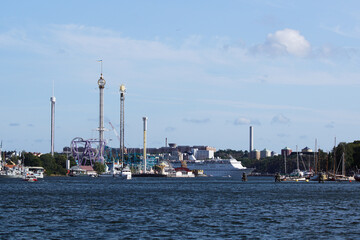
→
(0, 177, 359, 239)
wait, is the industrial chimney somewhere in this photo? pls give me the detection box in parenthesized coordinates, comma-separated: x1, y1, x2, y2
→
(249, 126, 253, 153)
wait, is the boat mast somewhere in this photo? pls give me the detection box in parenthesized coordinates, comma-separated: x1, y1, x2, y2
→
(333, 137, 336, 177)
(0, 141, 2, 170)
(326, 153, 329, 175)
(315, 139, 317, 174)
(342, 147, 346, 176)
(296, 145, 299, 170)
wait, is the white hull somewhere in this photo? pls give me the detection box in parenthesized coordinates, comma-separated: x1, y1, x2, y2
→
(99, 173, 118, 177)
(0, 174, 23, 178)
(121, 172, 132, 180)
(0, 169, 24, 178)
(99, 171, 132, 180)
(172, 158, 254, 177)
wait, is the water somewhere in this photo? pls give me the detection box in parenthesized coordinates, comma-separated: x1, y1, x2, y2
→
(0, 177, 359, 239)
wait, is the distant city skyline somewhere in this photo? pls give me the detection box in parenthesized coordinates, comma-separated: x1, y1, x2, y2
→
(1, 1, 360, 153)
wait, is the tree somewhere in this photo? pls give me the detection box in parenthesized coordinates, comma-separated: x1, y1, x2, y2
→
(40, 154, 58, 175)
(24, 152, 41, 166)
(93, 162, 106, 174)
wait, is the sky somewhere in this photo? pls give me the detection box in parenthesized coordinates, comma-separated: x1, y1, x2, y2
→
(1, 0, 360, 154)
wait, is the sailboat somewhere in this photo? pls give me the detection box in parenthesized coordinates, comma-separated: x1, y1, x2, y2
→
(328, 142, 354, 181)
(309, 139, 328, 181)
(287, 146, 306, 181)
(333, 152, 353, 181)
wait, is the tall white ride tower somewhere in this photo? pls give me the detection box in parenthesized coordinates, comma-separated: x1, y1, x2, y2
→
(143, 117, 148, 173)
(98, 69, 106, 162)
(50, 91, 56, 156)
(120, 84, 126, 164)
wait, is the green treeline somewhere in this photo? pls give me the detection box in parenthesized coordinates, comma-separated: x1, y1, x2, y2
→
(23, 153, 76, 176)
(216, 140, 360, 175)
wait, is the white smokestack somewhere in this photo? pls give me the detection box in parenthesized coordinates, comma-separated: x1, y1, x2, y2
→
(249, 126, 253, 152)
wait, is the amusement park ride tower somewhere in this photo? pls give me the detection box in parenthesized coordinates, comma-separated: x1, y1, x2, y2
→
(120, 84, 126, 164)
(50, 88, 56, 156)
(143, 117, 148, 173)
(98, 69, 106, 162)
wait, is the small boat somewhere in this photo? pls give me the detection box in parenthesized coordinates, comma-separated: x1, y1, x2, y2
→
(355, 173, 360, 182)
(121, 166, 132, 180)
(310, 173, 328, 181)
(24, 166, 45, 178)
(23, 173, 38, 182)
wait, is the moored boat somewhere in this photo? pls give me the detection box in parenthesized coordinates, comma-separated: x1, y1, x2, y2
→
(24, 166, 45, 178)
(23, 173, 38, 182)
(0, 164, 24, 178)
(355, 173, 360, 182)
(171, 157, 253, 178)
(121, 166, 132, 180)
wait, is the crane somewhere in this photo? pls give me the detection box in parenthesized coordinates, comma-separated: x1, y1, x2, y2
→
(108, 122, 120, 143)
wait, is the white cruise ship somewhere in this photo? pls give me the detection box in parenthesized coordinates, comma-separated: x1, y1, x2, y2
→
(171, 157, 254, 178)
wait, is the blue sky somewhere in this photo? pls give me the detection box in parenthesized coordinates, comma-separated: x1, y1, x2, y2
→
(1, 0, 360, 153)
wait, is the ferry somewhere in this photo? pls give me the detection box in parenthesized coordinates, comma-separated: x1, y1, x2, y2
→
(171, 157, 254, 178)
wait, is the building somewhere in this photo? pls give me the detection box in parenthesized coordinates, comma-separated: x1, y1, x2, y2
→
(281, 147, 292, 156)
(260, 149, 271, 158)
(195, 149, 214, 160)
(250, 149, 260, 160)
(271, 151, 279, 157)
(302, 147, 313, 153)
(126, 144, 216, 157)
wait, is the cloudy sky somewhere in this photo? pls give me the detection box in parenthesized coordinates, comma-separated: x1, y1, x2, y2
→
(1, 0, 360, 153)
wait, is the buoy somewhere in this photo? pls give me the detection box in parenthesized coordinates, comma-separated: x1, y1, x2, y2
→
(349, 180, 352, 183)
(296, 179, 298, 182)
(306, 179, 309, 182)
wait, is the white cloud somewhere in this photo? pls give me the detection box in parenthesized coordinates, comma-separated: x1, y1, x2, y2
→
(271, 114, 290, 125)
(234, 117, 260, 126)
(234, 117, 251, 125)
(182, 35, 203, 48)
(325, 121, 335, 129)
(49, 24, 202, 63)
(253, 28, 311, 57)
(322, 24, 360, 40)
(2, 24, 360, 88)
(183, 118, 210, 124)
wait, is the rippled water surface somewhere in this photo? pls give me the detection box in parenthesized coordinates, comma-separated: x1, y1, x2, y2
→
(0, 177, 359, 239)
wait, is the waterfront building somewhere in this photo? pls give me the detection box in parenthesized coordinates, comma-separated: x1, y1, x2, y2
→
(271, 151, 279, 157)
(302, 147, 313, 153)
(260, 149, 271, 158)
(250, 149, 260, 160)
(195, 149, 214, 160)
(281, 147, 292, 156)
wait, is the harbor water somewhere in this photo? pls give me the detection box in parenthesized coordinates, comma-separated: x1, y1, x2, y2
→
(0, 177, 359, 239)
